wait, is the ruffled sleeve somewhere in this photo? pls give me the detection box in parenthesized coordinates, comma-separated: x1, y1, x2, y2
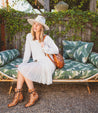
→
(23, 33, 31, 63)
(42, 35, 59, 54)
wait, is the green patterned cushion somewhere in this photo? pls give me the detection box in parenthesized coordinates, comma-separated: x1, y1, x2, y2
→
(0, 58, 22, 79)
(0, 49, 20, 66)
(62, 40, 79, 59)
(0, 58, 98, 80)
(0, 58, 33, 79)
(53, 59, 98, 79)
(89, 52, 98, 68)
(73, 41, 94, 63)
(10, 49, 20, 59)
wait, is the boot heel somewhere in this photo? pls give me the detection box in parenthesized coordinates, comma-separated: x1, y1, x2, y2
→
(19, 99, 24, 103)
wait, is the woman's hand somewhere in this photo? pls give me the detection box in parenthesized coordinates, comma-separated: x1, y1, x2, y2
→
(40, 42, 44, 47)
(15, 65, 18, 67)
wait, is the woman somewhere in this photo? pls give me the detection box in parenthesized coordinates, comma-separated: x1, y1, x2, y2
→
(8, 15, 59, 108)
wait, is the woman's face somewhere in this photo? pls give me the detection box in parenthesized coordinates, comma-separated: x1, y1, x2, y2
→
(33, 22, 43, 32)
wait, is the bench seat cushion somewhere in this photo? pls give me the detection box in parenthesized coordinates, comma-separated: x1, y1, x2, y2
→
(0, 58, 33, 79)
(53, 59, 98, 79)
(0, 58, 98, 80)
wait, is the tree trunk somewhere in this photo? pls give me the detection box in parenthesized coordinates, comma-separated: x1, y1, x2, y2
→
(90, 0, 97, 12)
(0, 15, 6, 50)
(44, 0, 50, 12)
(38, 0, 50, 12)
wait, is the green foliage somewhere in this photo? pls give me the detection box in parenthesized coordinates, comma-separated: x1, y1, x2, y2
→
(27, 0, 90, 11)
(0, 7, 98, 52)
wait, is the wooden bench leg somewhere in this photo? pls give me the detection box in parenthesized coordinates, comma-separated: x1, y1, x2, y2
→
(8, 82, 14, 95)
(9, 85, 13, 95)
(87, 83, 91, 94)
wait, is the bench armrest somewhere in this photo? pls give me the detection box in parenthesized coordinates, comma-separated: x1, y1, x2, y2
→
(0, 49, 20, 67)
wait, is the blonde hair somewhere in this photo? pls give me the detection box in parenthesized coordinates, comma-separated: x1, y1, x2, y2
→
(31, 23, 44, 42)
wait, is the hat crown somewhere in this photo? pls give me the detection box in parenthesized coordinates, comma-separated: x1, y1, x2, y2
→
(35, 15, 46, 24)
(27, 15, 49, 30)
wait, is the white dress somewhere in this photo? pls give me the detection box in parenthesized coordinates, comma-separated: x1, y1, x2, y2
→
(18, 33, 59, 85)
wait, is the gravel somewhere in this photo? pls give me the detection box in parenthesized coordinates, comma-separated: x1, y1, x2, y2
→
(0, 82, 98, 113)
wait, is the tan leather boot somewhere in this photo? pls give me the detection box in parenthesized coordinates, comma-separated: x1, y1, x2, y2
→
(25, 89, 39, 108)
(8, 88, 23, 107)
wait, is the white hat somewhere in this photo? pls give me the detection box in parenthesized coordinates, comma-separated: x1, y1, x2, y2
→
(27, 15, 49, 30)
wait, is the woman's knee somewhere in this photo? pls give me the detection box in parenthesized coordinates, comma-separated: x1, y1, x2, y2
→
(18, 71, 23, 77)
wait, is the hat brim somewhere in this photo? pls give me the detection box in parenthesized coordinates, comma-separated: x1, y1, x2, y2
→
(27, 19, 49, 30)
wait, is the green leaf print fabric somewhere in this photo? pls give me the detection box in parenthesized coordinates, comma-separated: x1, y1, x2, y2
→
(0, 49, 20, 66)
(62, 40, 94, 63)
(62, 40, 79, 59)
(0, 58, 33, 79)
(73, 41, 94, 63)
(53, 59, 98, 79)
(0, 58, 98, 80)
(89, 52, 98, 68)
(0, 49, 97, 80)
